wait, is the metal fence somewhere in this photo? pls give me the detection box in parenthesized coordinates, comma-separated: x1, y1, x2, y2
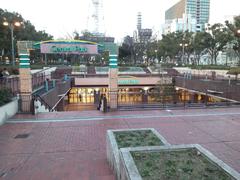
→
(0, 76, 19, 95)
(175, 76, 240, 102)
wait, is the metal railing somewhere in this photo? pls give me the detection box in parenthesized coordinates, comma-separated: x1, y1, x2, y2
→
(0, 70, 46, 95)
(0, 76, 19, 95)
(175, 76, 240, 102)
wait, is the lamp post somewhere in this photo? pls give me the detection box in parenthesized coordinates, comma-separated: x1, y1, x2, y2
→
(154, 49, 158, 61)
(179, 43, 188, 64)
(237, 29, 240, 35)
(3, 21, 21, 66)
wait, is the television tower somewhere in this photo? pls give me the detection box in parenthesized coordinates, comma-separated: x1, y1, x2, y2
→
(89, 0, 105, 35)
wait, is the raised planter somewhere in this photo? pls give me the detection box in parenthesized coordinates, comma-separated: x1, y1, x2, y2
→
(106, 128, 170, 179)
(0, 98, 18, 125)
(119, 144, 240, 180)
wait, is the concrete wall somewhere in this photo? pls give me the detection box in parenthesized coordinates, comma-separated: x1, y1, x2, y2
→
(0, 99, 18, 125)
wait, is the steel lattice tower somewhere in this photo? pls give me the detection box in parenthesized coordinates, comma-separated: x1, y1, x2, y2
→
(88, 0, 105, 35)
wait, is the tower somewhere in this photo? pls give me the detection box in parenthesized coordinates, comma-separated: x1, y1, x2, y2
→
(136, 12, 152, 43)
(137, 12, 142, 31)
(88, 0, 105, 35)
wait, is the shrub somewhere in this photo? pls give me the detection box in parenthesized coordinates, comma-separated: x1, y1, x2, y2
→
(0, 88, 13, 106)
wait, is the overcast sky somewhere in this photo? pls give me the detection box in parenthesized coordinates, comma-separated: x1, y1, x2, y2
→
(1, 0, 240, 42)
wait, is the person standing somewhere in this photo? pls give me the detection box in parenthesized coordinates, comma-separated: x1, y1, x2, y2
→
(2, 68, 9, 77)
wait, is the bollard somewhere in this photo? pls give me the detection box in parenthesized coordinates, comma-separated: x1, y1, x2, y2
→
(45, 80, 49, 91)
(64, 74, 68, 81)
(52, 79, 56, 88)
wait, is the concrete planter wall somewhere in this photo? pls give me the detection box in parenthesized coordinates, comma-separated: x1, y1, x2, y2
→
(119, 144, 240, 180)
(0, 98, 18, 125)
(106, 128, 170, 180)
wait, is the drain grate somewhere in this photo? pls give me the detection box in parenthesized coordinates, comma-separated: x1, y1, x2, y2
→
(14, 133, 30, 139)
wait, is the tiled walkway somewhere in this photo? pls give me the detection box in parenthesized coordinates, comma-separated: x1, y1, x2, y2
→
(1, 108, 240, 179)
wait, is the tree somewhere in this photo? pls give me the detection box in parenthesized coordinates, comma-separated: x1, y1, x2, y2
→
(191, 32, 211, 65)
(118, 35, 134, 65)
(160, 32, 181, 62)
(151, 81, 176, 104)
(206, 23, 233, 64)
(227, 67, 240, 80)
(226, 15, 240, 62)
(0, 8, 53, 59)
(73, 31, 80, 40)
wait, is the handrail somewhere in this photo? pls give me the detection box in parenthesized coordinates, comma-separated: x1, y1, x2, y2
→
(50, 88, 71, 111)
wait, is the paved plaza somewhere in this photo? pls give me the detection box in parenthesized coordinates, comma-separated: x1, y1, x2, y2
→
(1, 107, 240, 179)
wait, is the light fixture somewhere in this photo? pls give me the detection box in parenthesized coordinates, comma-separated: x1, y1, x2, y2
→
(3, 22, 9, 26)
(14, 22, 21, 27)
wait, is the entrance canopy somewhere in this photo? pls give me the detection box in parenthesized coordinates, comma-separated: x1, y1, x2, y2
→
(35, 40, 99, 55)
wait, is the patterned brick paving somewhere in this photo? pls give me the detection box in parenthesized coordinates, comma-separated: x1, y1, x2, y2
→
(0, 107, 240, 179)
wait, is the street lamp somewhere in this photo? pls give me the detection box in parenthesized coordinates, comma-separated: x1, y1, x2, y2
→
(3, 21, 21, 66)
(154, 49, 158, 61)
(179, 43, 188, 64)
(237, 29, 240, 37)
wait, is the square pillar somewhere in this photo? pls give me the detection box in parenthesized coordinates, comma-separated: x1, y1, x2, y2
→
(19, 54, 32, 112)
(109, 54, 118, 110)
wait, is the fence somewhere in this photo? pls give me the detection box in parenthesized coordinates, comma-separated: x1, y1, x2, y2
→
(0, 71, 46, 96)
(175, 76, 240, 102)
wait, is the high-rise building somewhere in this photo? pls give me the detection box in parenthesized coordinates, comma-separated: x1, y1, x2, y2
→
(164, 0, 210, 33)
(136, 12, 152, 43)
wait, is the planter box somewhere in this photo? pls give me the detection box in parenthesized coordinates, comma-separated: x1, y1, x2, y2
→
(106, 128, 170, 179)
(0, 98, 18, 125)
(119, 144, 240, 180)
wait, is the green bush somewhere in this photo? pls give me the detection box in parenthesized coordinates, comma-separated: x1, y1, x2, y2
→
(0, 88, 13, 106)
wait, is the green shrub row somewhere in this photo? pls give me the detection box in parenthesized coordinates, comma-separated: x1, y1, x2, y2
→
(0, 88, 13, 106)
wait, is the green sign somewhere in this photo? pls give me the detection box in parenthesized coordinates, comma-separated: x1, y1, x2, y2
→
(118, 79, 139, 85)
(51, 46, 88, 53)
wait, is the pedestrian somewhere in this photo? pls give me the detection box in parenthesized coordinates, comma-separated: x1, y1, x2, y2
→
(97, 94, 103, 110)
(103, 95, 107, 113)
(2, 68, 9, 77)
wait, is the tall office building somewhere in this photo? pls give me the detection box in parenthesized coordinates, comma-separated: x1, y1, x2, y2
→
(164, 0, 210, 33)
(136, 12, 152, 43)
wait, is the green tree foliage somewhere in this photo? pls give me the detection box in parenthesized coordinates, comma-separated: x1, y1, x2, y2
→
(0, 8, 53, 58)
(118, 35, 134, 64)
(0, 88, 13, 106)
(148, 31, 193, 65)
(160, 32, 182, 60)
(206, 23, 233, 64)
(152, 82, 176, 104)
(191, 32, 210, 65)
(227, 67, 240, 80)
(226, 15, 240, 61)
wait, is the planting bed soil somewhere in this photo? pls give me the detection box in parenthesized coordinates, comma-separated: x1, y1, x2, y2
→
(114, 130, 164, 148)
(132, 148, 233, 180)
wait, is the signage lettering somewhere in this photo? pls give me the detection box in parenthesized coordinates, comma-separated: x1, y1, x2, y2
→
(50, 46, 88, 53)
(118, 79, 139, 85)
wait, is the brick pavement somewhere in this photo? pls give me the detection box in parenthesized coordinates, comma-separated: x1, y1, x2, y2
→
(0, 108, 240, 179)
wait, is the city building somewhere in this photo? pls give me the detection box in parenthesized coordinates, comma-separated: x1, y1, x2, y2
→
(136, 12, 153, 43)
(164, 0, 210, 33)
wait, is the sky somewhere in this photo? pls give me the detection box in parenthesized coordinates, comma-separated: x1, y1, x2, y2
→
(1, 0, 240, 42)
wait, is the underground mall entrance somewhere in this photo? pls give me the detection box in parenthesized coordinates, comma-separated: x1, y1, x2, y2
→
(64, 86, 226, 111)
